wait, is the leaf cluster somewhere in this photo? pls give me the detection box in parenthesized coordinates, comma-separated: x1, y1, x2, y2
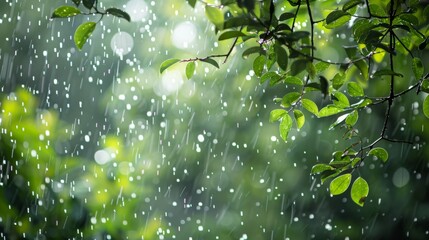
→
(51, 0, 130, 49)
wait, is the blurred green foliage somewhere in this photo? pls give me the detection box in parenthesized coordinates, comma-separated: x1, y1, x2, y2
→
(1, 0, 429, 239)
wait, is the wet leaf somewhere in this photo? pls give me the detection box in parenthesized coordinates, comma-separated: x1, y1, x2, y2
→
(345, 110, 359, 126)
(188, 0, 197, 8)
(260, 72, 281, 84)
(293, 109, 305, 129)
(185, 62, 195, 80)
(83, 0, 95, 9)
(369, 4, 387, 17)
(279, 114, 293, 141)
(218, 30, 246, 41)
(315, 62, 330, 73)
(275, 45, 288, 71)
(373, 69, 403, 78)
(319, 105, 344, 118)
(421, 79, 429, 93)
(354, 59, 368, 80)
(201, 58, 219, 68)
(332, 91, 350, 108)
(399, 14, 419, 26)
(74, 21, 96, 50)
(160, 58, 181, 74)
(319, 76, 329, 97)
(242, 46, 264, 58)
(325, 10, 351, 29)
(51, 6, 81, 18)
(321, 170, 341, 184)
(290, 59, 308, 76)
(284, 76, 303, 85)
(332, 72, 346, 90)
(342, 0, 363, 11)
(423, 96, 429, 119)
(368, 147, 388, 162)
(347, 82, 364, 97)
(302, 99, 319, 115)
(279, 12, 295, 21)
(329, 113, 350, 130)
(281, 92, 301, 108)
(412, 58, 423, 79)
(351, 98, 372, 108)
(253, 55, 266, 77)
(106, 8, 131, 22)
(351, 177, 369, 207)
(205, 6, 224, 30)
(269, 109, 286, 122)
(311, 164, 334, 174)
(330, 174, 352, 195)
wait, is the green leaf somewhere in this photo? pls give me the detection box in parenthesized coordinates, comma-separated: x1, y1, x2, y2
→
(269, 109, 286, 122)
(302, 99, 319, 115)
(279, 114, 293, 141)
(423, 96, 429, 119)
(205, 5, 224, 30)
(293, 109, 305, 129)
(351, 98, 372, 108)
(307, 62, 316, 80)
(332, 72, 346, 90)
(412, 58, 424, 79)
(106, 8, 131, 22)
(345, 110, 359, 126)
(160, 58, 181, 74)
(218, 31, 246, 41)
(281, 92, 300, 108)
(373, 69, 404, 78)
(74, 22, 96, 50)
(284, 76, 303, 85)
(253, 55, 266, 77)
(315, 62, 330, 74)
(319, 76, 329, 97)
(400, 14, 419, 26)
(342, 0, 363, 11)
(242, 47, 264, 58)
(201, 58, 219, 68)
(188, 0, 197, 8)
(260, 72, 281, 85)
(51, 6, 81, 18)
(319, 105, 344, 118)
(369, 4, 387, 17)
(290, 59, 308, 76)
(351, 177, 369, 207)
(305, 82, 321, 91)
(330, 174, 352, 195)
(421, 79, 429, 93)
(82, 0, 95, 9)
(368, 147, 388, 162)
(279, 12, 295, 21)
(329, 112, 350, 130)
(332, 91, 350, 108)
(275, 44, 288, 71)
(185, 62, 195, 80)
(344, 46, 359, 60)
(354, 59, 368, 80)
(351, 157, 362, 167)
(347, 82, 364, 97)
(321, 170, 341, 184)
(311, 164, 334, 174)
(324, 10, 351, 29)
(72, 0, 81, 6)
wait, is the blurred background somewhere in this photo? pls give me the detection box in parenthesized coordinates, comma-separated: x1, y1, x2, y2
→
(0, 0, 429, 239)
